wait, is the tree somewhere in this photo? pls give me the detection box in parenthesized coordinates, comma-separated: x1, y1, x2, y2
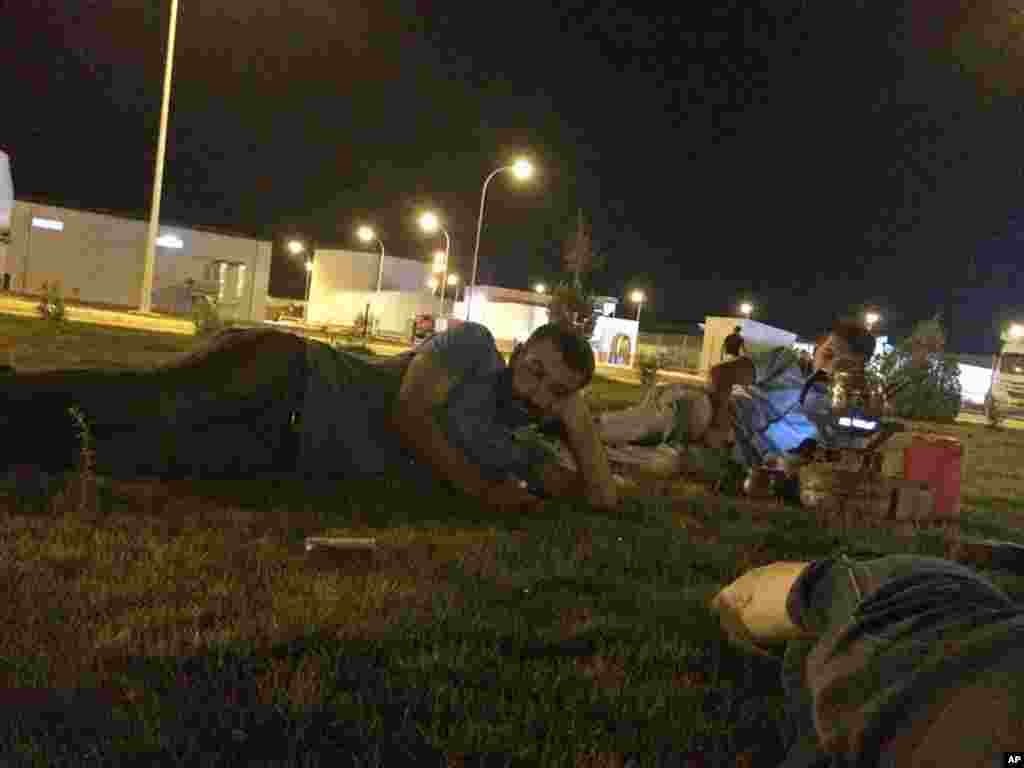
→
(867, 312, 962, 423)
(546, 281, 597, 340)
(562, 208, 606, 292)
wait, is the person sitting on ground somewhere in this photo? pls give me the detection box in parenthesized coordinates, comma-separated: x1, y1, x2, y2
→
(573, 319, 877, 482)
(721, 325, 745, 361)
(0, 322, 618, 512)
(710, 543, 1024, 766)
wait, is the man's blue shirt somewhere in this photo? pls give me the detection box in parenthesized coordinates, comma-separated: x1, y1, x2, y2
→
(298, 322, 554, 487)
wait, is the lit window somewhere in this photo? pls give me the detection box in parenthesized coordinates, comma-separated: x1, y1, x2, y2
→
(156, 233, 183, 249)
(31, 217, 64, 231)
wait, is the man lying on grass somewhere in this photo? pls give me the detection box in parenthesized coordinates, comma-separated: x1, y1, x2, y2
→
(568, 319, 878, 486)
(711, 543, 1024, 766)
(0, 322, 617, 512)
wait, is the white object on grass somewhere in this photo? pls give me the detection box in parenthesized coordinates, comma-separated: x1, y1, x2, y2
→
(709, 561, 812, 657)
(304, 537, 377, 551)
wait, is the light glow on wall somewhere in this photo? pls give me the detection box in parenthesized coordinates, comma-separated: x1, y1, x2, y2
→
(156, 233, 184, 249)
(31, 217, 64, 231)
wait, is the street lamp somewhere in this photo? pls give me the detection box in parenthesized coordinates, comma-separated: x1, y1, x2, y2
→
(1010, 324, 1024, 339)
(419, 212, 451, 317)
(356, 225, 385, 337)
(447, 273, 460, 303)
(631, 290, 646, 323)
(140, 0, 181, 313)
(468, 156, 535, 321)
(865, 311, 881, 331)
(739, 302, 754, 319)
(427, 277, 439, 293)
(535, 283, 546, 294)
(287, 239, 305, 256)
(304, 257, 314, 322)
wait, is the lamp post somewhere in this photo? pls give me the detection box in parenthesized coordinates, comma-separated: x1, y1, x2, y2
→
(140, 0, 181, 313)
(357, 225, 385, 336)
(303, 258, 313, 323)
(447, 273, 460, 303)
(433, 250, 449, 314)
(287, 240, 311, 321)
(419, 212, 451, 317)
(739, 301, 754, 319)
(467, 157, 534, 322)
(535, 283, 546, 294)
(631, 290, 645, 323)
(865, 311, 881, 331)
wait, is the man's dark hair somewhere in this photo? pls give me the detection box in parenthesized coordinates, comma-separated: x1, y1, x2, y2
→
(520, 323, 596, 387)
(831, 318, 877, 359)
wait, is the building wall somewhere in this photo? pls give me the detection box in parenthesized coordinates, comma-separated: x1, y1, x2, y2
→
(592, 315, 639, 364)
(308, 288, 440, 334)
(699, 316, 797, 372)
(312, 249, 430, 293)
(2, 200, 271, 322)
(453, 296, 550, 343)
(309, 249, 437, 333)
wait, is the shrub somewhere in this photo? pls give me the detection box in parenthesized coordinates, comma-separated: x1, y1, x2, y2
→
(353, 310, 378, 337)
(37, 280, 67, 328)
(547, 281, 597, 339)
(636, 353, 661, 388)
(867, 313, 962, 423)
(192, 297, 225, 336)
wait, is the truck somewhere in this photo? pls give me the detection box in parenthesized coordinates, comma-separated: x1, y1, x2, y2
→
(986, 324, 1024, 420)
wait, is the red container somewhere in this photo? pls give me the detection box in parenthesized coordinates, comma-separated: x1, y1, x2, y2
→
(903, 434, 962, 519)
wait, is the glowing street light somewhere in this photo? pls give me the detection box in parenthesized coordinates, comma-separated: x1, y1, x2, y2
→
(631, 290, 646, 323)
(739, 302, 754, 318)
(287, 239, 306, 256)
(468, 156, 536, 321)
(865, 311, 881, 330)
(446, 273, 460, 302)
(419, 212, 451, 316)
(535, 283, 546, 294)
(418, 211, 440, 234)
(511, 157, 534, 180)
(427, 277, 439, 292)
(1011, 324, 1024, 339)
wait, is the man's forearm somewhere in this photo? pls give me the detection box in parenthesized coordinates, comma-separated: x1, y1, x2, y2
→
(392, 404, 491, 497)
(561, 398, 618, 509)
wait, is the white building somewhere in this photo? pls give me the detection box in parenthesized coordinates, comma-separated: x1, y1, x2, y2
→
(1, 199, 271, 322)
(308, 248, 440, 333)
(699, 316, 798, 373)
(456, 285, 638, 363)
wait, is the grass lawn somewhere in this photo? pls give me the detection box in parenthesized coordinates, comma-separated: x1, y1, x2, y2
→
(2, 316, 1024, 766)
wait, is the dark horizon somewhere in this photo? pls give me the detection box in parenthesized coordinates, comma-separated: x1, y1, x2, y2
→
(7, 2, 1024, 351)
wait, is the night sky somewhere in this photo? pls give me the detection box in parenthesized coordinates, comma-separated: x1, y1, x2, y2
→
(6, 1, 1024, 352)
